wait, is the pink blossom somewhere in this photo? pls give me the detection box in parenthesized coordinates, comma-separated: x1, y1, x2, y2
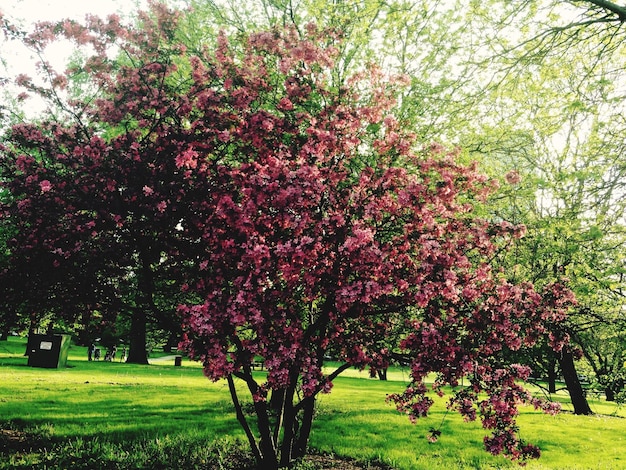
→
(4, 13, 569, 466)
(278, 97, 294, 111)
(505, 170, 521, 185)
(39, 180, 52, 193)
(175, 148, 198, 169)
(217, 130, 230, 142)
(261, 119, 274, 132)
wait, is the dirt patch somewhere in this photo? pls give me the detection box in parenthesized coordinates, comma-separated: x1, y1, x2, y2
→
(302, 453, 395, 469)
(0, 428, 42, 453)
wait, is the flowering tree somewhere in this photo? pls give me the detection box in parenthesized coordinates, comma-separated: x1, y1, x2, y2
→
(0, 4, 197, 361)
(173, 21, 575, 470)
(1, 4, 574, 468)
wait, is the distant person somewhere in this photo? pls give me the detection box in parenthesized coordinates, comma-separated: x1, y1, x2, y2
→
(88, 343, 95, 361)
(104, 346, 117, 362)
(94, 347, 101, 361)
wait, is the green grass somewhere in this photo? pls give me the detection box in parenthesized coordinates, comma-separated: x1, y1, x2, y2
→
(2, 336, 626, 469)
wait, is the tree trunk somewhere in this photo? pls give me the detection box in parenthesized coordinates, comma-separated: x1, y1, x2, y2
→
(126, 307, 149, 364)
(279, 384, 298, 467)
(254, 394, 279, 468)
(605, 387, 615, 402)
(227, 375, 263, 464)
(269, 388, 285, 412)
(76, 309, 92, 346)
(559, 350, 593, 415)
(547, 358, 557, 394)
(24, 316, 37, 356)
(163, 332, 179, 353)
(126, 250, 154, 365)
(295, 396, 316, 459)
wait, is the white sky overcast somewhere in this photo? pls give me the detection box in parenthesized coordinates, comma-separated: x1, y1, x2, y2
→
(1, 0, 147, 72)
(1, 0, 144, 24)
(1, 0, 148, 115)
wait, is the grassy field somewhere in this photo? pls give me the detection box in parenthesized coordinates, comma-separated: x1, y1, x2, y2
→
(1, 336, 626, 469)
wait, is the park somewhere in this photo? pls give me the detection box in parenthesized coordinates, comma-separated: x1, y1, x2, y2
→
(3, 0, 626, 468)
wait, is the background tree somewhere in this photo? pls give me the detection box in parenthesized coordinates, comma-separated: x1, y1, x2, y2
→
(466, 0, 626, 412)
(0, 4, 203, 363)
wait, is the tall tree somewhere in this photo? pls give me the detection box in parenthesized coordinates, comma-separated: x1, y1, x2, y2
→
(467, 0, 626, 412)
(0, 3, 199, 363)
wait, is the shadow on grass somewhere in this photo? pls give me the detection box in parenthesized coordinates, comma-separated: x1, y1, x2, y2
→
(1, 395, 241, 442)
(0, 394, 254, 470)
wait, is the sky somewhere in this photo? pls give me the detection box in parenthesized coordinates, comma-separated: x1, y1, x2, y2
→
(2, 0, 143, 24)
(1, 0, 147, 71)
(1, 0, 147, 116)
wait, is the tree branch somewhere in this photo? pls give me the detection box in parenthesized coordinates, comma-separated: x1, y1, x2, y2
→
(293, 361, 353, 413)
(577, 0, 626, 21)
(227, 374, 262, 462)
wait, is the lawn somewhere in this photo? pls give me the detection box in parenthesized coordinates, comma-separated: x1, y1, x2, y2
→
(1, 336, 625, 469)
